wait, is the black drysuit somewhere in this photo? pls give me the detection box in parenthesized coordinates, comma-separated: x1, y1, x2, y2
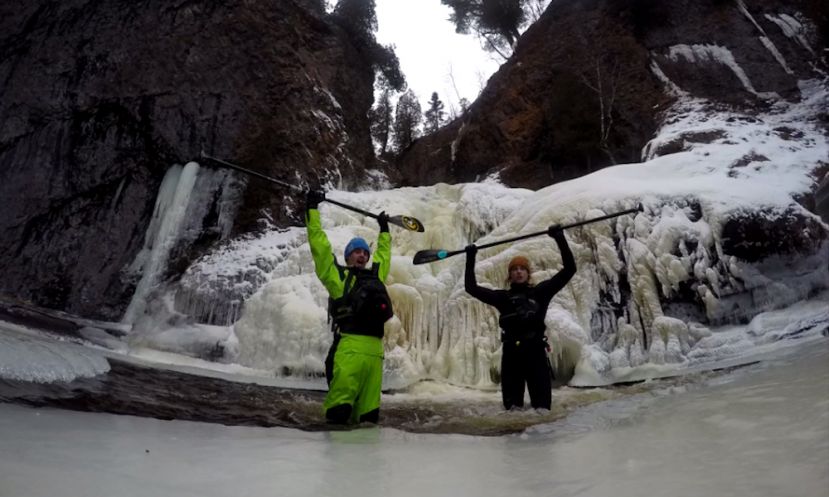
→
(464, 232, 576, 410)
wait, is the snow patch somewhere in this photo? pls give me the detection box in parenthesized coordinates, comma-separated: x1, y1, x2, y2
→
(758, 36, 794, 75)
(0, 325, 110, 383)
(666, 44, 779, 99)
(764, 13, 816, 56)
(649, 60, 686, 97)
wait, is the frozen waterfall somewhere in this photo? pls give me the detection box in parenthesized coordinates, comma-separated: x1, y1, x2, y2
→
(130, 81, 828, 389)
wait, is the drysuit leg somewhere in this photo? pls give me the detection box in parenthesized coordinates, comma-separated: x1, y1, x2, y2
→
(500, 344, 525, 409)
(324, 333, 341, 386)
(359, 408, 379, 424)
(525, 344, 552, 410)
(326, 403, 352, 424)
(352, 351, 383, 422)
(323, 336, 383, 424)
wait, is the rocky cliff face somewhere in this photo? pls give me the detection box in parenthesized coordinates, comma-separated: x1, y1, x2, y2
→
(1, 0, 826, 326)
(0, 0, 377, 319)
(396, 0, 827, 189)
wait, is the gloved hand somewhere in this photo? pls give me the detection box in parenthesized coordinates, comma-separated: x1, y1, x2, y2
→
(377, 211, 390, 233)
(547, 224, 564, 239)
(465, 244, 478, 256)
(306, 189, 325, 210)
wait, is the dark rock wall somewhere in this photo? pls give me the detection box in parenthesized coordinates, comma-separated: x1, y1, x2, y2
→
(0, 0, 376, 319)
(646, 0, 825, 102)
(396, 0, 827, 189)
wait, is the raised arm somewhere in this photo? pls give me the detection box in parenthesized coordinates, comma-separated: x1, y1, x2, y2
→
(464, 245, 504, 307)
(373, 211, 392, 283)
(533, 226, 577, 303)
(305, 192, 344, 297)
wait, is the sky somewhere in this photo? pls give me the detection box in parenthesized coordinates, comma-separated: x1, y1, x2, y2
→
(374, 0, 503, 114)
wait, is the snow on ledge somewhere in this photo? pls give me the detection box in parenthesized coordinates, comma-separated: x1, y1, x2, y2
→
(666, 43, 779, 100)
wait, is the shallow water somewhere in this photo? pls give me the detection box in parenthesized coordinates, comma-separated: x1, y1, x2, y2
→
(0, 322, 682, 436)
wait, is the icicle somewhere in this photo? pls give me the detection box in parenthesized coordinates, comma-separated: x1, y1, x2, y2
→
(123, 162, 200, 325)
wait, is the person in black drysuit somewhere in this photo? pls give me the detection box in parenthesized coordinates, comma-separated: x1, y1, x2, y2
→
(464, 225, 576, 410)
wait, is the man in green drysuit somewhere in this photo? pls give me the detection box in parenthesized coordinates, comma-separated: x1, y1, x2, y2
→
(305, 190, 391, 424)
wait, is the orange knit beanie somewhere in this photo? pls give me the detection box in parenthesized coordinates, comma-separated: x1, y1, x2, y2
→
(508, 256, 531, 273)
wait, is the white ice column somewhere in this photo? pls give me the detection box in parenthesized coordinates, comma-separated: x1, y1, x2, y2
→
(122, 162, 200, 325)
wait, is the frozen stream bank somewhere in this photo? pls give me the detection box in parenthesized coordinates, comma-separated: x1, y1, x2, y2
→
(1, 338, 826, 497)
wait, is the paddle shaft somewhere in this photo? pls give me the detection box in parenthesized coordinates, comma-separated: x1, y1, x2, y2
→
(200, 153, 381, 221)
(201, 153, 299, 191)
(322, 198, 379, 220)
(476, 205, 642, 251)
(415, 205, 643, 263)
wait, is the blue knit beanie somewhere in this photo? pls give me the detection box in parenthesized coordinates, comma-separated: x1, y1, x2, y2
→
(344, 237, 370, 259)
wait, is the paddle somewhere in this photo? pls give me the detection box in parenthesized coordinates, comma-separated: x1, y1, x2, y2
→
(412, 204, 643, 265)
(200, 152, 425, 232)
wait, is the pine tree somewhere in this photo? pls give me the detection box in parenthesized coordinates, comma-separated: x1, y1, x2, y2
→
(331, 0, 406, 92)
(442, 0, 538, 58)
(369, 88, 394, 155)
(332, 0, 377, 46)
(423, 92, 446, 134)
(370, 44, 406, 92)
(393, 90, 422, 152)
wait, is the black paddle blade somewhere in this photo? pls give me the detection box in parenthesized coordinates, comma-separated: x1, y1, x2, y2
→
(412, 249, 453, 265)
(389, 215, 425, 232)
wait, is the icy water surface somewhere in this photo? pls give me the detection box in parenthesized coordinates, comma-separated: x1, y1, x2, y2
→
(1, 338, 826, 497)
(1, 325, 768, 437)
(0, 322, 709, 436)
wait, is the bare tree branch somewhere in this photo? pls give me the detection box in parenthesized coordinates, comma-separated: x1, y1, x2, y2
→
(578, 52, 620, 164)
(478, 32, 512, 60)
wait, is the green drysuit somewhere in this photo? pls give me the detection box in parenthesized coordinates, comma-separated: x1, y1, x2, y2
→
(306, 208, 391, 422)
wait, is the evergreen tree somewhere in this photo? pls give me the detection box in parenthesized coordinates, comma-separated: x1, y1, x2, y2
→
(331, 0, 406, 92)
(370, 44, 406, 92)
(332, 0, 377, 46)
(442, 0, 536, 58)
(447, 97, 471, 120)
(369, 88, 394, 155)
(393, 90, 422, 152)
(423, 92, 446, 134)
